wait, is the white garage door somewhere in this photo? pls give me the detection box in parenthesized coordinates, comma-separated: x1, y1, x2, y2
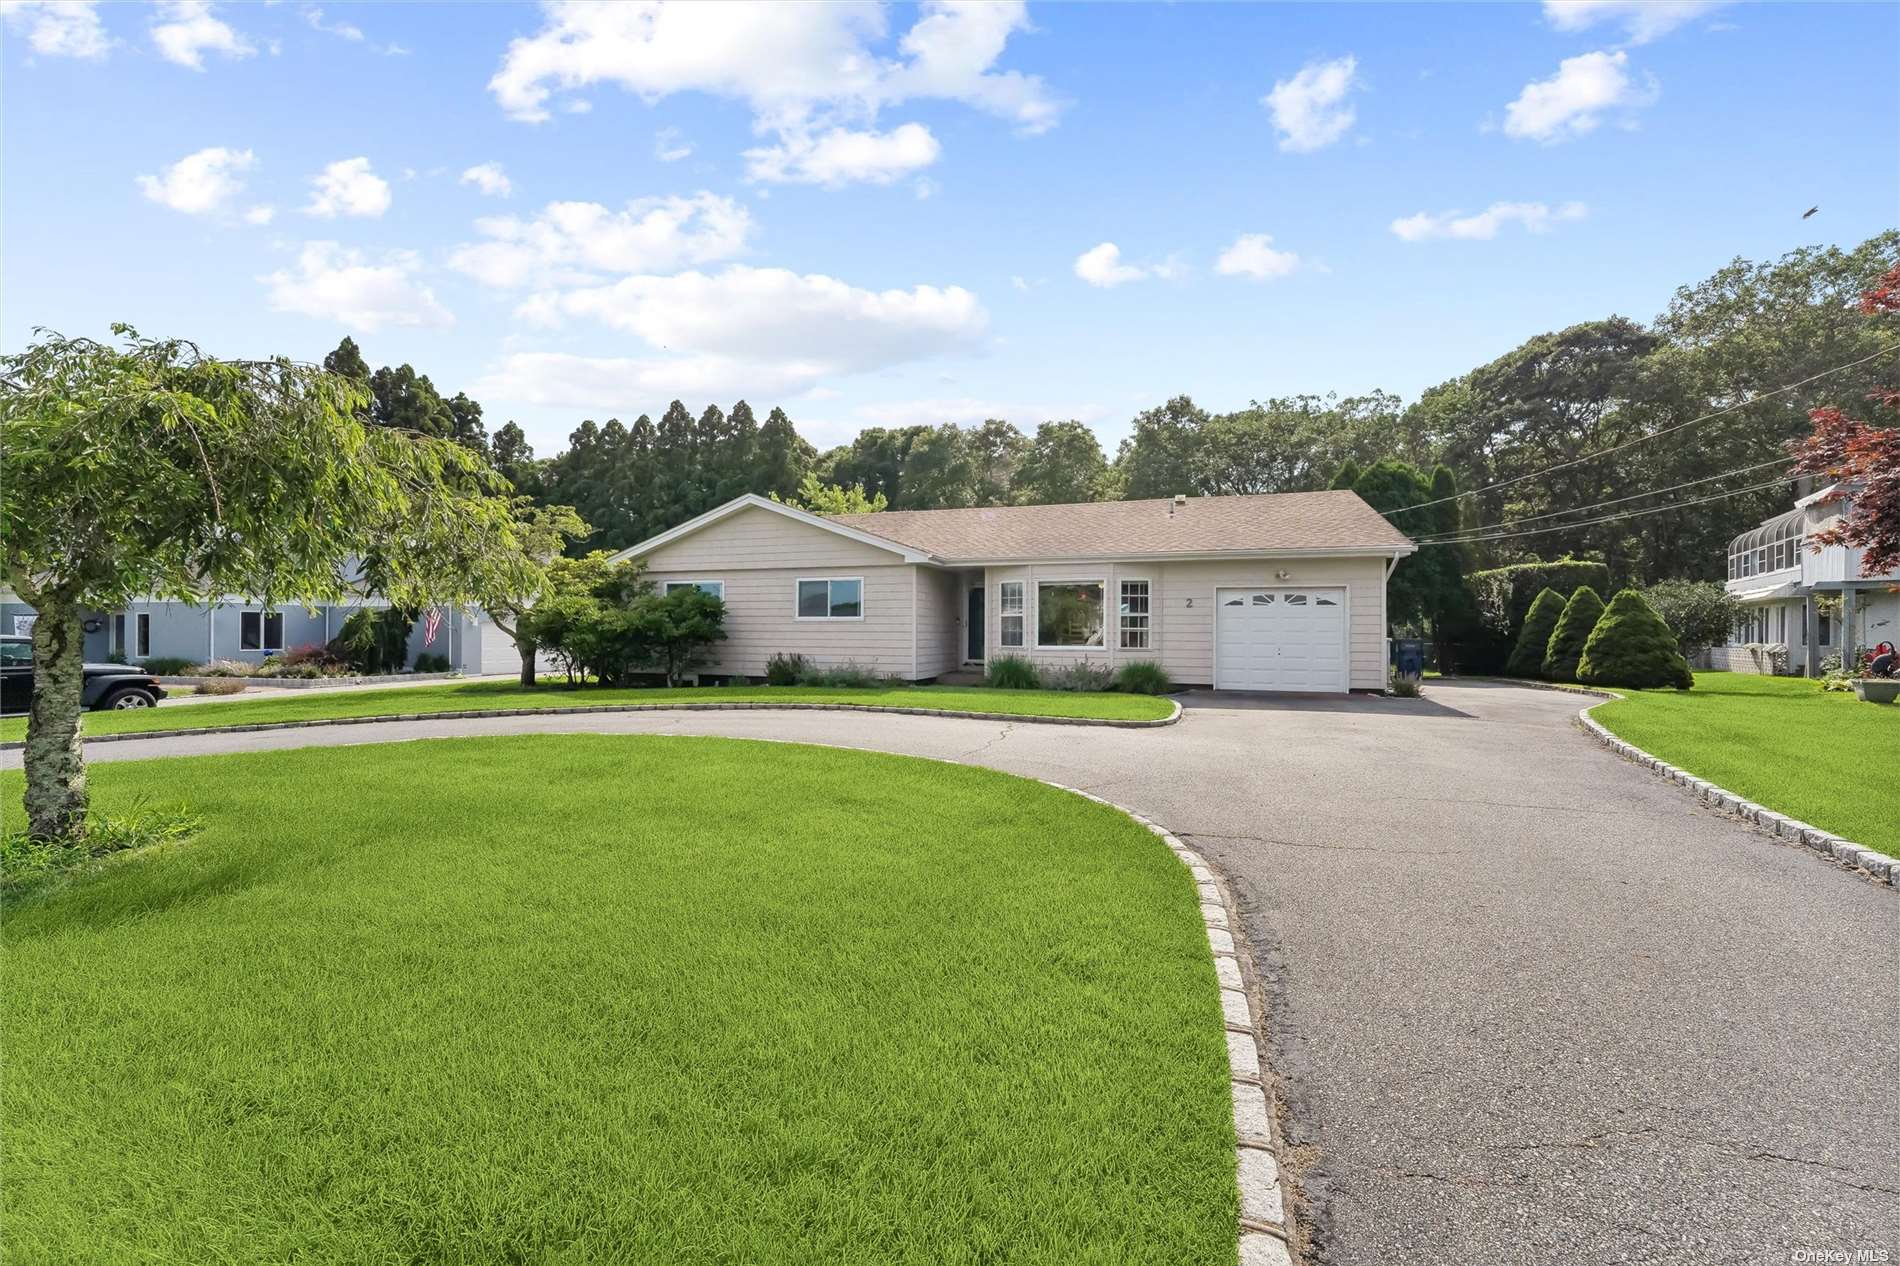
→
(1214, 587, 1349, 693)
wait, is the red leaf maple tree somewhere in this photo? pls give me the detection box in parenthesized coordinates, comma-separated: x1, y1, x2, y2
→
(1787, 264, 1900, 576)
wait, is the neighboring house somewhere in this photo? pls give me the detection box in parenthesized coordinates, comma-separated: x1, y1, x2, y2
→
(1712, 482, 1900, 676)
(0, 589, 519, 675)
(609, 490, 1415, 693)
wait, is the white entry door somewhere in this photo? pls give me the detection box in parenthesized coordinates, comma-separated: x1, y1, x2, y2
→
(1214, 587, 1349, 692)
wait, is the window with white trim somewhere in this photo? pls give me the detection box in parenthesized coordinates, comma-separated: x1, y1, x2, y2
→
(796, 578, 862, 619)
(664, 580, 725, 599)
(240, 610, 284, 652)
(999, 581, 1024, 647)
(1118, 580, 1150, 650)
(1037, 580, 1105, 648)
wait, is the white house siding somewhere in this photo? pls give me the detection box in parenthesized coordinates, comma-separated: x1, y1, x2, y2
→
(914, 566, 963, 678)
(982, 556, 1389, 690)
(638, 505, 924, 679)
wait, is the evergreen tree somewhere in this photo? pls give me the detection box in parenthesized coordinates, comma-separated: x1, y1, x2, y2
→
(1507, 588, 1568, 678)
(322, 335, 370, 383)
(715, 400, 759, 501)
(1578, 590, 1694, 689)
(490, 421, 543, 499)
(1542, 585, 1605, 681)
(367, 363, 453, 439)
(753, 406, 812, 501)
(445, 391, 488, 456)
(896, 424, 978, 509)
(1329, 457, 1363, 490)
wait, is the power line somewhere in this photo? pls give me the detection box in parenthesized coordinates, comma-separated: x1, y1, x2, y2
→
(1408, 455, 1795, 542)
(1416, 476, 1796, 547)
(1404, 342, 1900, 514)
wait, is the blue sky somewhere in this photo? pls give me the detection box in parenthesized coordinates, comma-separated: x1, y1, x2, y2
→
(5, 1, 1896, 456)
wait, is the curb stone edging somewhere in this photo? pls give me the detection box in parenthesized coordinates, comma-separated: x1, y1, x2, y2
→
(1041, 781, 1300, 1266)
(0, 696, 1182, 751)
(1462, 678, 1896, 889)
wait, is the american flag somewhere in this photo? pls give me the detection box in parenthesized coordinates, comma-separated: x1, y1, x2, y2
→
(422, 607, 444, 646)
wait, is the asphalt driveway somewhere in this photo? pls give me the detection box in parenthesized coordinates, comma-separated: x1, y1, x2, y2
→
(11, 679, 1896, 1263)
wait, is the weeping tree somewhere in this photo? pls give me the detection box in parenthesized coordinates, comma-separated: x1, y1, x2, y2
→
(0, 326, 536, 841)
(470, 501, 590, 687)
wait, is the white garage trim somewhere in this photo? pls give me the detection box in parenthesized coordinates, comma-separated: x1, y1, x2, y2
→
(1212, 584, 1351, 693)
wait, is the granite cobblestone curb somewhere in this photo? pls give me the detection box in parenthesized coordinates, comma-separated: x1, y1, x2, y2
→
(0, 697, 1181, 752)
(1042, 780, 1300, 1266)
(1468, 678, 1896, 889)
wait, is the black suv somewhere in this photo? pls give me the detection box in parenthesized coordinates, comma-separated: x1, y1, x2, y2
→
(0, 634, 169, 716)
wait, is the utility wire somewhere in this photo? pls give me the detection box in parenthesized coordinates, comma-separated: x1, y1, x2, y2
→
(1408, 455, 1796, 542)
(1403, 342, 1900, 514)
(1416, 476, 1796, 547)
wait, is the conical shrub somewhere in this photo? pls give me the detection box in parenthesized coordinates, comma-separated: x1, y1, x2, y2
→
(1542, 585, 1605, 681)
(1578, 589, 1695, 689)
(1506, 587, 1567, 678)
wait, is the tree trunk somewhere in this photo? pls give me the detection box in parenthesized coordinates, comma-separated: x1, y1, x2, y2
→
(24, 597, 88, 841)
(517, 638, 536, 688)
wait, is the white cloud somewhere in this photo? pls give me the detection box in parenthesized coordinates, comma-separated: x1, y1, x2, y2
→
(744, 122, 941, 186)
(488, 1, 1060, 185)
(1502, 50, 1658, 142)
(150, 1, 254, 70)
(449, 193, 753, 289)
(302, 5, 362, 41)
(1390, 200, 1589, 241)
(1543, 1, 1729, 44)
(261, 242, 453, 331)
(1073, 242, 1178, 288)
(2, 0, 110, 59)
(1264, 55, 1359, 153)
(487, 264, 987, 403)
(244, 204, 275, 225)
(1215, 233, 1300, 281)
(654, 128, 693, 162)
(304, 156, 392, 218)
(852, 396, 1107, 429)
(460, 162, 514, 198)
(135, 146, 254, 216)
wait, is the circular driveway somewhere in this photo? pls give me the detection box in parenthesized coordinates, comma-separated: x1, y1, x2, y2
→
(15, 679, 1897, 1264)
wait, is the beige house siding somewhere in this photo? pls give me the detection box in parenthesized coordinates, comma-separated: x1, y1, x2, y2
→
(914, 566, 963, 678)
(982, 556, 1388, 690)
(637, 505, 932, 679)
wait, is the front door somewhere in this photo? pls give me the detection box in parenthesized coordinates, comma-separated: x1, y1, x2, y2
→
(967, 586, 985, 662)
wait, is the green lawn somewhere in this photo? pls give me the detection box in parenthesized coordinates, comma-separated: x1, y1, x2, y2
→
(1590, 672, 1900, 858)
(0, 679, 1175, 741)
(2, 735, 1234, 1264)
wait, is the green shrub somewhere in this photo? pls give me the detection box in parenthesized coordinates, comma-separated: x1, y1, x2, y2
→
(794, 661, 888, 688)
(1542, 585, 1605, 682)
(1577, 590, 1694, 689)
(140, 656, 196, 676)
(1505, 588, 1567, 678)
(1042, 660, 1113, 692)
(196, 658, 256, 678)
(765, 652, 810, 686)
(1641, 579, 1745, 660)
(1388, 671, 1422, 698)
(193, 679, 247, 696)
(1113, 660, 1173, 695)
(985, 655, 1041, 690)
(413, 652, 451, 673)
(333, 608, 413, 675)
(1468, 558, 1612, 637)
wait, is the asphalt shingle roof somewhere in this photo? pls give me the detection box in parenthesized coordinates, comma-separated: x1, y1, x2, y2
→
(827, 491, 1412, 562)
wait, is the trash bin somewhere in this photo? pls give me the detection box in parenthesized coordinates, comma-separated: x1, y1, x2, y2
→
(1391, 638, 1425, 679)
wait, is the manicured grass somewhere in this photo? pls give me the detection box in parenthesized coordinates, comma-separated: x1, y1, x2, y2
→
(2, 736, 1234, 1264)
(1590, 671, 1900, 858)
(0, 680, 1175, 741)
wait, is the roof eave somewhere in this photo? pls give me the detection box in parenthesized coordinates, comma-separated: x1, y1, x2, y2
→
(929, 544, 1416, 566)
(609, 494, 938, 566)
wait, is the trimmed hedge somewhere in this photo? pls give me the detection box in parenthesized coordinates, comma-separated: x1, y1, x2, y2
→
(1505, 588, 1567, 678)
(1542, 585, 1605, 682)
(1578, 590, 1694, 689)
(1468, 558, 1612, 640)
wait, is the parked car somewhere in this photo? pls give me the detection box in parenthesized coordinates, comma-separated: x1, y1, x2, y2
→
(0, 635, 169, 716)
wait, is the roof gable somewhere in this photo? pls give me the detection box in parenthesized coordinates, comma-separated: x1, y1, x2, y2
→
(608, 495, 932, 566)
